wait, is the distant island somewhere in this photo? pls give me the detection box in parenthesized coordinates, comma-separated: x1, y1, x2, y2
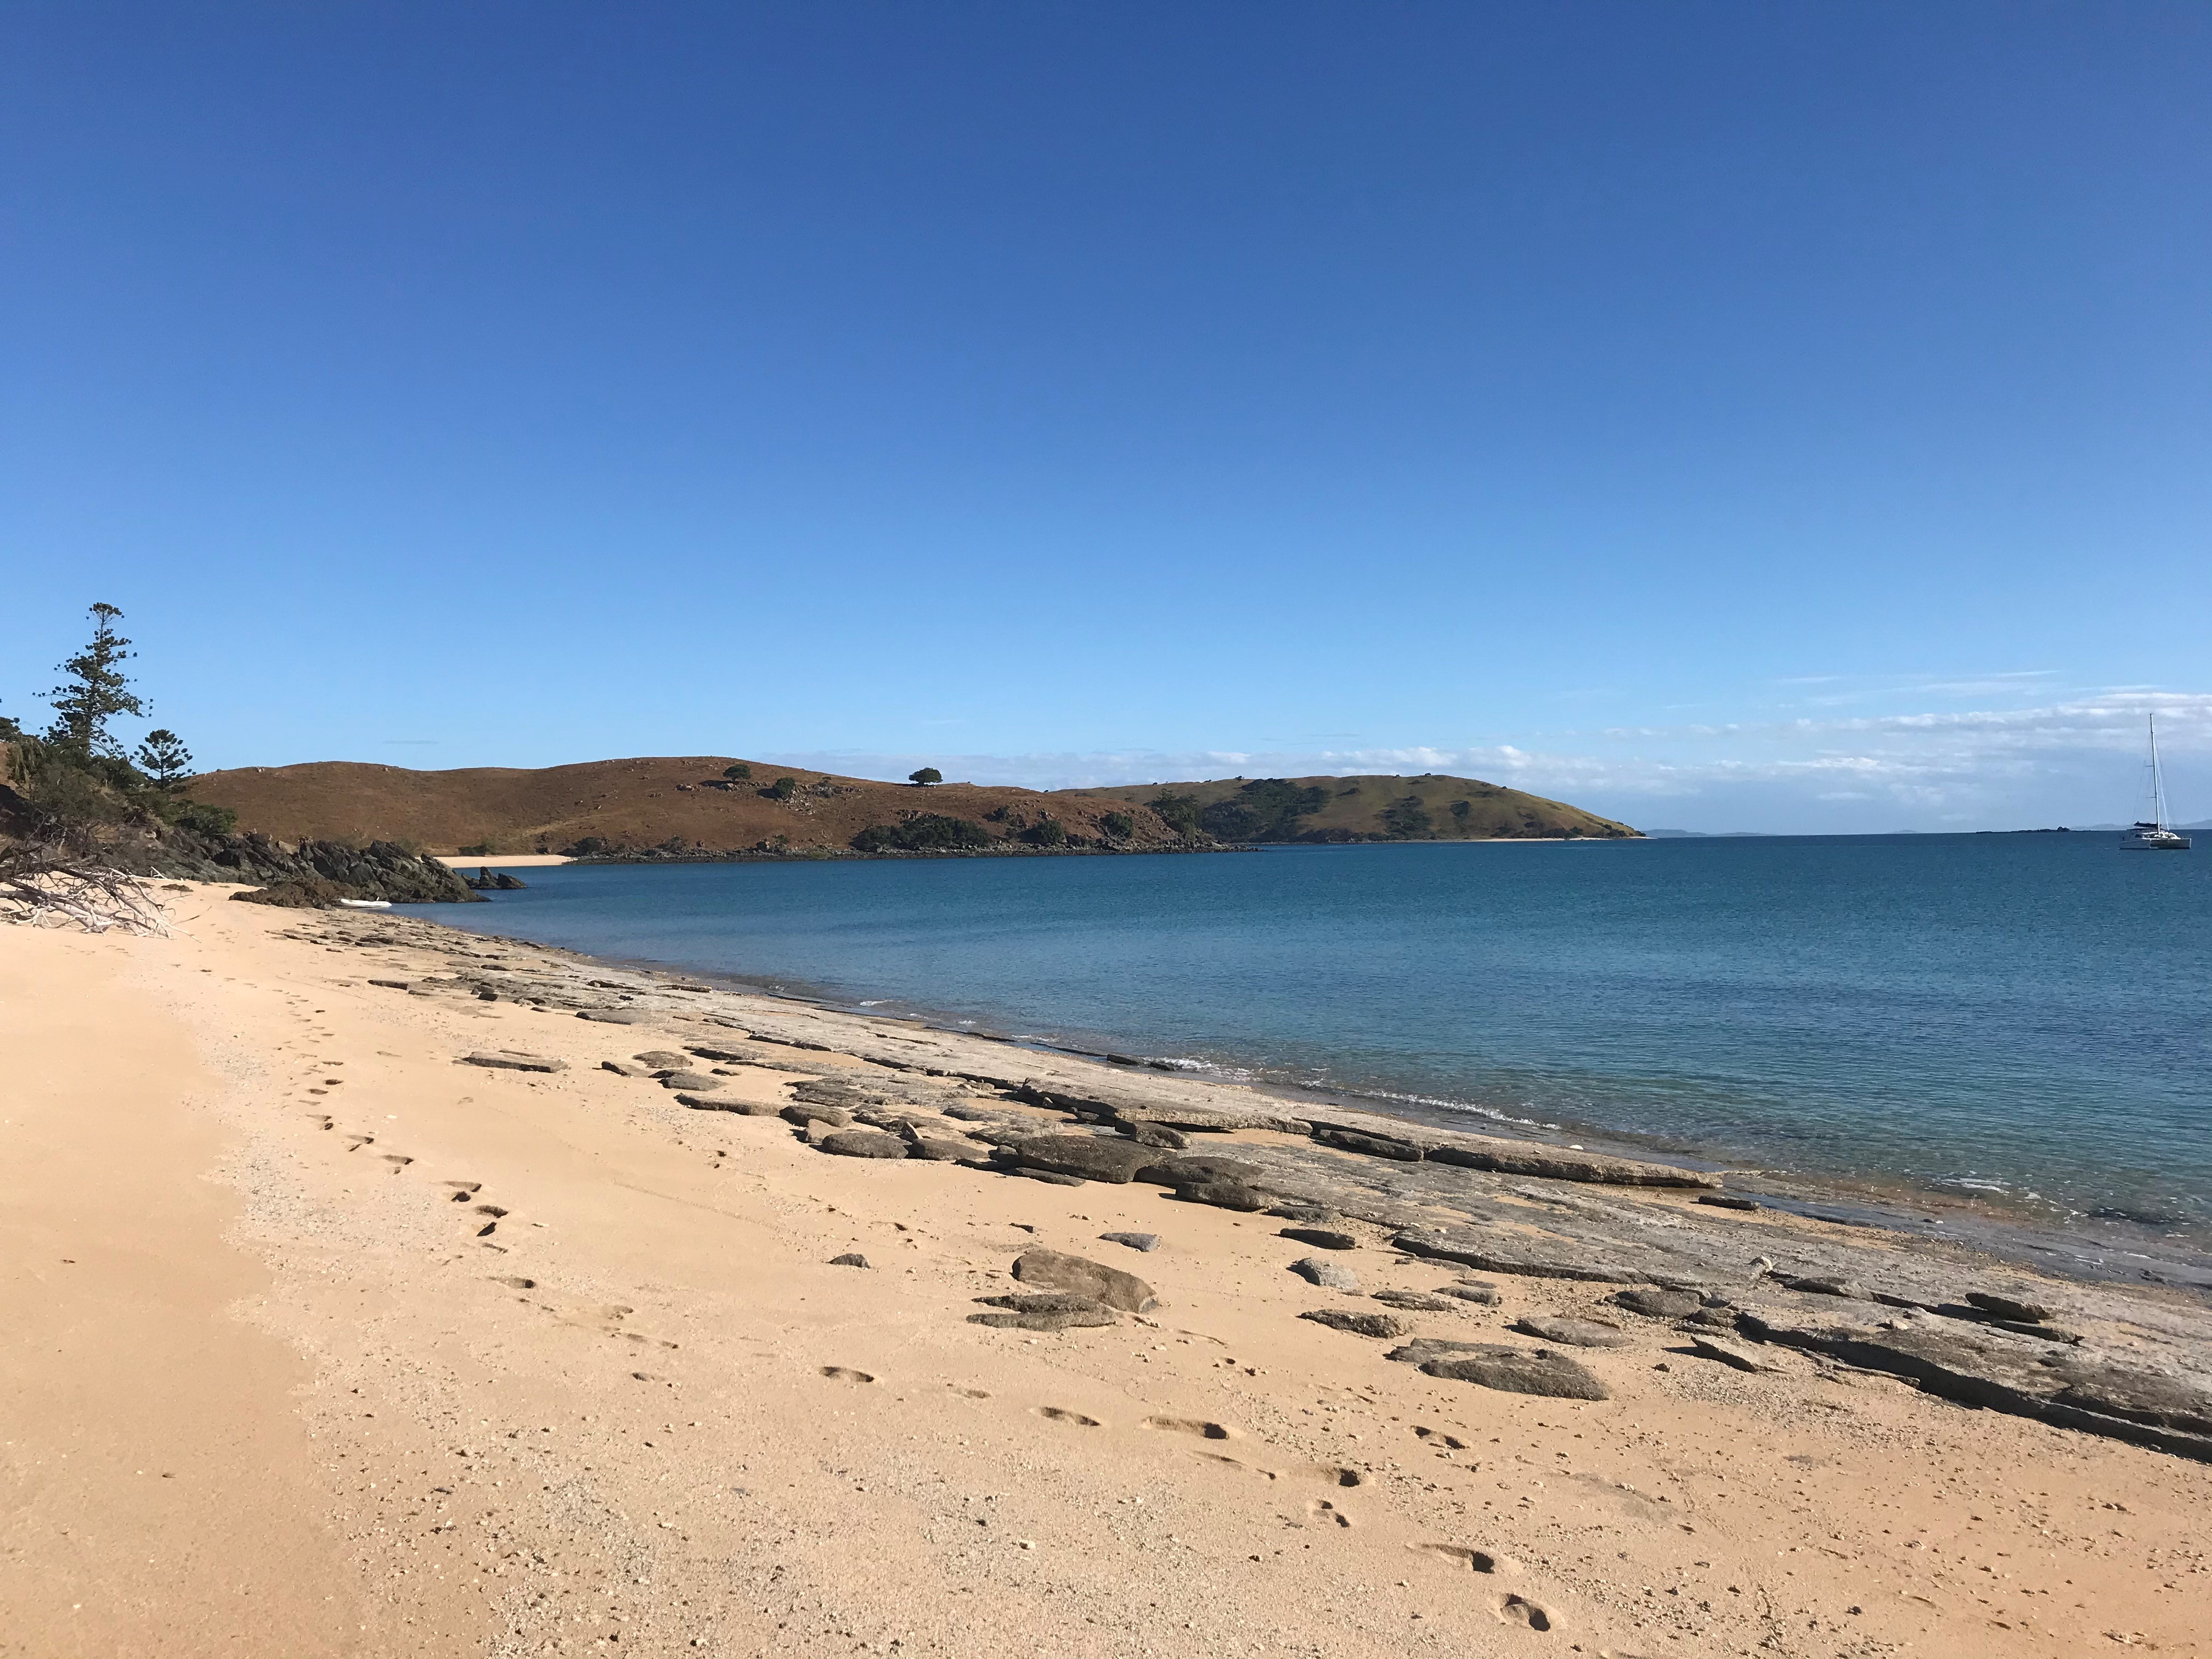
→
(185, 758, 1641, 859)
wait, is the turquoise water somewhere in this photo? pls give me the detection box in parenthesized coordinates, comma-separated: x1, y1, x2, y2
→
(419, 836, 2212, 1240)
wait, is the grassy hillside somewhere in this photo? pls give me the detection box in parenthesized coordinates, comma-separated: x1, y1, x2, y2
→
(187, 758, 1187, 856)
(1063, 773, 1640, 842)
(187, 759, 1639, 856)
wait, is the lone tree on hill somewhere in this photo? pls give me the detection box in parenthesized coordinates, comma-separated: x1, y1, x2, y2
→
(44, 603, 147, 760)
(723, 763, 752, 781)
(909, 767, 943, 786)
(135, 730, 194, 788)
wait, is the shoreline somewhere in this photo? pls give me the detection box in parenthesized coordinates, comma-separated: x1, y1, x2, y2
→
(421, 899, 2212, 1293)
(8, 886, 2209, 1656)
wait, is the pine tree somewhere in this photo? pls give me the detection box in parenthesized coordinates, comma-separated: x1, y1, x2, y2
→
(43, 603, 147, 759)
(136, 729, 194, 788)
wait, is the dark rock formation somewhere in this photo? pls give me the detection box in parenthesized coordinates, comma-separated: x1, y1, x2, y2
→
(1011, 1248, 1157, 1313)
(1299, 1308, 1407, 1339)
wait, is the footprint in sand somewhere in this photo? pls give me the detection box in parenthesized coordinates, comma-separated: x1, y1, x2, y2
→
(380, 1154, 413, 1172)
(1141, 1415, 1235, 1441)
(1413, 1426, 1470, 1451)
(1494, 1593, 1556, 1632)
(345, 1135, 375, 1152)
(820, 1365, 876, 1384)
(1195, 1452, 1277, 1479)
(1295, 1464, 1364, 1489)
(492, 1276, 538, 1291)
(305, 1114, 335, 1130)
(477, 1220, 500, 1237)
(947, 1386, 991, 1400)
(1033, 1407, 1102, 1427)
(1413, 1542, 1513, 1575)
(1305, 1498, 1353, 1528)
(474, 1204, 508, 1217)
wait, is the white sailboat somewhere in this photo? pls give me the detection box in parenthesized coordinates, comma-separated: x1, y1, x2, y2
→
(2120, 713, 2190, 851)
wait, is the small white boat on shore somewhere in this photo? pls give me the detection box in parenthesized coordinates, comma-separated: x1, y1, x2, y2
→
(2120, 714, 2190, 851)
(338, 898, 394, 909)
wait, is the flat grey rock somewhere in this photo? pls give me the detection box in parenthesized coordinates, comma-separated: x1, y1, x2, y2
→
(1312, 1125, 1424, 1162)
(577, 1008, 651, 1024)
(906, 1136, 989, 1162)
(459, 1051, 567, 1073)
(1371, 1289, 1459, 1312)
(1393, 1232, 1643, 1284)
(1696, 1193, 1761, 1211)
(1014, 1167, 1086, 1186)
(1009, 1133, 1163, 1184)
(1611, 1288, 1704, 1319)
(1101, 1231, 1161, 1252)
(1420, 1346, 1612, 1400)
(782, 1103, 852, 1128)
(601, 1060, 651, 1078)
(1967, 1290, 2055, 1324)
(1280, 1227, 1358, 1251)
(1514, 1314, 1632, 1348)
(1385, 1336, 1496, 1365)
(1012, 1247, 1158, 1313)
(633, 1050, 690, 1068)
(970, 1293, 1119, 1331)
(1268, 1204, 1335, 1224)
(1290, 1256, 1361, 1291)
(1300, 1308, 1407, 1339)
(1441, 1280, 1502, 1305)
(830, 1252, 871, 1268)
(659, 1072, 722, 1091)
(816, 1130, 909, 1159)
(1173, 1181, 1271, 1212)
(677, 1092, 751, 1111)
(1687, 1335, 1782, 1373)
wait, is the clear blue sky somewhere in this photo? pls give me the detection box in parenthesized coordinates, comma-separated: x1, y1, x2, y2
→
(5, 2, 2207, 831)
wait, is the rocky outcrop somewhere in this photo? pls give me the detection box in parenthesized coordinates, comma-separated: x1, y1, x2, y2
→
(142, 828, 484, 904)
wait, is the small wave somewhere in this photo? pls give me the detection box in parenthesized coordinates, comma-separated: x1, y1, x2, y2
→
(1145, 1056, 1257, 1081)
(1360, 1087, 1545, 1128)
(857, 1000, 890, 1007)
(1933, 1175, 2013, 1194)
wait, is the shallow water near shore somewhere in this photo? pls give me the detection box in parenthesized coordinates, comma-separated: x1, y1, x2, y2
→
(419, 833, 2212, 1247)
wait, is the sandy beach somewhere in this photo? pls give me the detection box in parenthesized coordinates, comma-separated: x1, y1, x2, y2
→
(4, 888, 2208, 1658)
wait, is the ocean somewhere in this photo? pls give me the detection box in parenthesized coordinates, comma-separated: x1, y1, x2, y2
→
(416, 833, 2212, 1248)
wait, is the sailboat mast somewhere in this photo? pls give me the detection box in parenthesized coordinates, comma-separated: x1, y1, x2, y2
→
(2149, 713, 2169, 830)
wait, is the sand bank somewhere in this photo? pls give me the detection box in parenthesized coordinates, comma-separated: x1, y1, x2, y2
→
(2, 890, 2206, 1657)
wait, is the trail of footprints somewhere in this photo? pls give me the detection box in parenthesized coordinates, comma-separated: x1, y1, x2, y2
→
(302, 1094, 1551, 1633)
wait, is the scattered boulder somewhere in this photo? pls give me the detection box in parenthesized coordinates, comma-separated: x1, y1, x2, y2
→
(1385, 1336, 1496, 1367)
(1372, 1289, 1459, 1313)
(1696, 1193, 1761, 1211)
(830, 1252, 871, 1268)
(1012, 1248, 1158, 1313)
(577, 1009, 651, 1024)
(1290, 1257, 1361, 1291)
(817, 1130, 909, 1159)
(1300, 1308, 1407, 1339)
(1611, 1288, 1704, 1319)
(782, 1103, 853, 1129)
(1127, 1122, 1188, 1149)
(601, 1060, 651, 1078)
(1441, 1282, 1502, 1306)
(660, 1071, 722, 1091)
(970, 1293, 1120, 1331)
(1514, 1315, 1632, 1349)
(677, 1092, 752, 1111)
(634, 1050, 690, 1068)
(1420, 1346, 1612, 1401)
(1281, 1227, 1358, 1251)
(1101, 1231, 1161, 1252)
(459, 1051, 567, 1074)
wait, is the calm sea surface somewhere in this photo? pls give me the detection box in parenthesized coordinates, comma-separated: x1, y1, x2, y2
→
(417, 835, 2212, 1242)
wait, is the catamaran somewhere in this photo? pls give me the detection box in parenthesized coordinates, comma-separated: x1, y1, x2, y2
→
(2120, 713, 2190, 851)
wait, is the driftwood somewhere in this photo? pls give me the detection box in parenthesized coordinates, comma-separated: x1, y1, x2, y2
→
(0, 855, 173, 936)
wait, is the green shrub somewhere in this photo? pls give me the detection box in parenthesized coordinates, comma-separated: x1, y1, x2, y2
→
(851, 814, 994, 853)
(1019, 816, 1067, 848)
(908, 767, 943, 786)
(1147, 792, 1203, 834)
(1101, 811, 1135, 838)
(173, 800, 240, 837)
(765, 776, 798, 801)
(1449, 799, 1472, 822)
(723, 763, 752, 781)
(1381, 795, 1433, 837)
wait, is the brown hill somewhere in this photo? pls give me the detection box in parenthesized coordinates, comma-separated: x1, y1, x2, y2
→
(185, 758, 1186, 856)
(1066, 773, 1640, 842)
(187, 758, 1639, 856)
